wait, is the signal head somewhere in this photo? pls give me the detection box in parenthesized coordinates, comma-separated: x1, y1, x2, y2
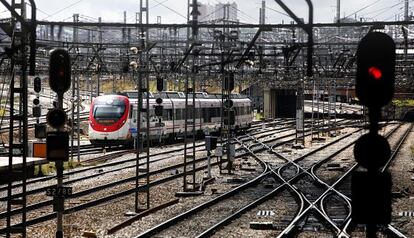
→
(33, 98, 40, 105)
(356, 32, 395, 108)
(49, 49, 71, 95)
(47, 108, 67, 129)
(34, 77, 41, 93)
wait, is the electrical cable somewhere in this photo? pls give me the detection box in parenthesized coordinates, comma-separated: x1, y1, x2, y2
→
(152, 0, 187, 20)
(344, 0, 384, 19)
(42, 0, 85, 20)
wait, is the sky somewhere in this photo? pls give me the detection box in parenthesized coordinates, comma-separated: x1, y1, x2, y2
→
(0, 0, 410, 24)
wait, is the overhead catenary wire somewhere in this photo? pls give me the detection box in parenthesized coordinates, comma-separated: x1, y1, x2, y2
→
(344, 0, 385, 19)
(152, 0, 188, 20)
(41, 0, 85, 20)
(374, 1, 405, 20)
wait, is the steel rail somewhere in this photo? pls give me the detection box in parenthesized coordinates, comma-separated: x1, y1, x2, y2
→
(194, 125, 364, 237)
(0, 121, 293, 193)
(132, 141, 270, 238)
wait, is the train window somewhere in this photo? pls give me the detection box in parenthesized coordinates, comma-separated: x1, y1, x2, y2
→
(163, 109, 173, 120)
(196, 108, 201, 118)
(175, 108, 182, 120)
(129, 105, 133, 118)
(167, 92, 179, 98)
(196, 93, 206, 98)
(185, 106, 193, 118)
(94, 105, 126, 120)
(203, 108, 211, 122)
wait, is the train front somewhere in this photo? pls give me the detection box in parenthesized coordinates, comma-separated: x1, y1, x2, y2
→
(88, 95, 131, 145)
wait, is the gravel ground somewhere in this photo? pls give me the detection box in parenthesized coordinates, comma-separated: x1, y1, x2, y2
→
(212, 190, 297, 238)
(387, 123, 414, 237)
(315, 124, 398, 184)
(4, 123, 411, 238)
(8, 148, 262, 237)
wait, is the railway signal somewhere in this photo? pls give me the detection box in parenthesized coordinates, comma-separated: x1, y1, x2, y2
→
(223, 72, 234, 91)
(223, 99, 234, 109)
(352, 32, 395, 234)
(34, 76, 41, 93)
(156, 76, 164, 92)
(155, 77, 164, 117)
(356, 32, 395, 109)
(154, 105, 163, 117)
(32, 105, 41, 118)
(46, 131, 69, 162)
(46, 108, 67, 129)
(33, 98, 41, 117)
(224, 110, 235, 126)
(47, 48, 72, 238)
(49, 49, 71, 96)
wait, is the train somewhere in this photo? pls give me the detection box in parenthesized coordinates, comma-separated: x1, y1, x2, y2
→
(88, 91, 253, 146)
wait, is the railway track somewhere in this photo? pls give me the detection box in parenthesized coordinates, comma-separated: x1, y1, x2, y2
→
(128, 122, 411, 238)
(0, 118, 363, 236)
(0, 119, 296, 194)
(0, 120, 307, 233)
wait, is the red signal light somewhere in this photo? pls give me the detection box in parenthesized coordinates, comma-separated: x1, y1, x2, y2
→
(368, 66, 382, 80)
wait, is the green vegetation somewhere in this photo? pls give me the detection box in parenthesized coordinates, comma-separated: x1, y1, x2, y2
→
(33, 160, 81, 176)
(101, 79, 135, 93)
(392, 99, 414, 107)
(411, 145, 414, 160)
(255, 112, 264, 120)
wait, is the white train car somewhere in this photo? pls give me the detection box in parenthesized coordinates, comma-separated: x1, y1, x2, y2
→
(88, 91, 252, 145)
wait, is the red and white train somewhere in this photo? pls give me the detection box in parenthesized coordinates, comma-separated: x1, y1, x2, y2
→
(88, 91, 253, 145)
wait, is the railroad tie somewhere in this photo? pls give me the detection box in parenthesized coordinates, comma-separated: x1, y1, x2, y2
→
(398, 211, 414, 217)
(256, 210, 275, 216)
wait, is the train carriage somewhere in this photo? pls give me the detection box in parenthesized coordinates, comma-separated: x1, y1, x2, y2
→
(88, 91, 253, 146)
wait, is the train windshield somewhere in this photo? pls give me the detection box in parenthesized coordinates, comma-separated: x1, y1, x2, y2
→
(94, 105, 126, 120)
(93, 97, 127, 121)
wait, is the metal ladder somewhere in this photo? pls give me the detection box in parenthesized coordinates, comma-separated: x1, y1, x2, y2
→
(135, 0, 150, 211)
(182, 0, 200, 192)
(4, 0, 28, 237)
(310, 77, 320, 141)
(328, 78, 337, 136)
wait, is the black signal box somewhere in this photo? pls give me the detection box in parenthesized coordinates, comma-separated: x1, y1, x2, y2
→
(33, 106, 41, 118)
(223, 72, 235, 91)
(46, 131, 69, 162)
(155, 105, 163, 117)
(356, 32, 395, 108)
(35, 124, 47, 139)
(351, 171, 392, 225)
(205, 136, 218, 151)
(156, 76, 164, 92)
(34, 77, 41, 93)
(47, 108, 67, 129)
(224, 110, 235, 126)
(49, 49, 71, 95)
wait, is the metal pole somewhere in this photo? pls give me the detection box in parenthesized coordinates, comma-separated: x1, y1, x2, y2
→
(207, 150, 211, 178)
(56, 95, 64, 238)
(76, 74, 80, 163)
(135, 0, 144, 213)
(336, 0, 340, 23)
(145, 0, 150, 205)
(404, 0, 409, 21)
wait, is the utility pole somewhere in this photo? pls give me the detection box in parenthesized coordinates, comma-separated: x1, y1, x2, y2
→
(336, 0, 340, 23)
(259, 0, 266, 25)
(404, 0, 409, 21)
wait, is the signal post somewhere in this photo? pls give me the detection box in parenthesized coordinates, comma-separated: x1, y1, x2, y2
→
(46, 49, 72, 238)
(352, 32, 396, 238)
